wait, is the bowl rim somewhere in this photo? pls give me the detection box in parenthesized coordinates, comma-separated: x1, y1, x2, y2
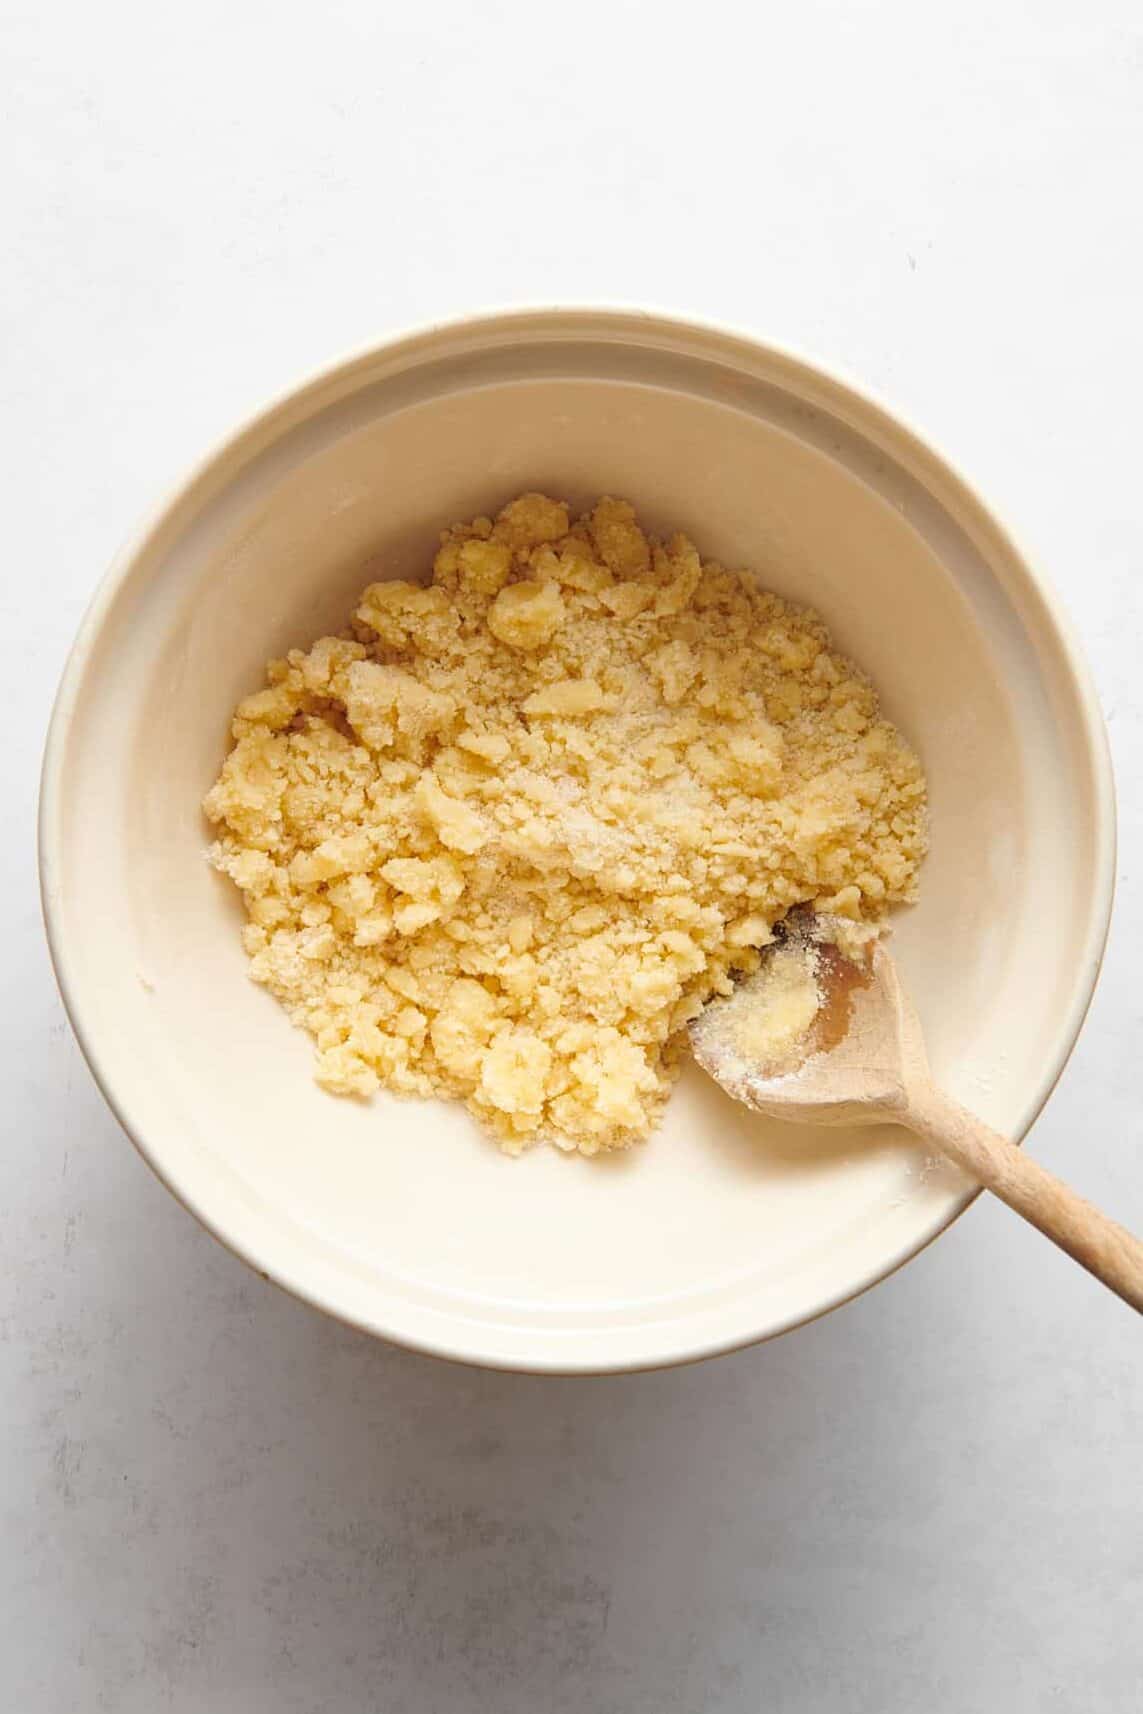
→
(38, 303, 1117, 1373)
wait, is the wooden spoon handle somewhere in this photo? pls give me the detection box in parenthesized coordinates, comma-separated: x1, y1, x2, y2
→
(904, 1084, 1143, 1313)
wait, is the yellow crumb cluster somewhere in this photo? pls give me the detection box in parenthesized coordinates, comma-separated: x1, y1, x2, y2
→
(204, 494, 927, 1154)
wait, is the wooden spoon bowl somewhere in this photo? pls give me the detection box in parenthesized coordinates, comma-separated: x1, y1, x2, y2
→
(691, 930, 1143, 1313)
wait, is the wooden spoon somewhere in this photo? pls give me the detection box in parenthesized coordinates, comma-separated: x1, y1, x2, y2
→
(689, 922, 1143, 1312)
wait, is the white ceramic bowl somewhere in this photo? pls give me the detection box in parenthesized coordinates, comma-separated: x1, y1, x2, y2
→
(40, 309, 1114, 1372)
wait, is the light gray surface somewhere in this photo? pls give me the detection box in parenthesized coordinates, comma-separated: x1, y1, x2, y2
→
(4, 2, 1141, 1708)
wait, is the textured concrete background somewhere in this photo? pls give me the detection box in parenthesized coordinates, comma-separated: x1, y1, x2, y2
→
(4, 2, 1141, 1708)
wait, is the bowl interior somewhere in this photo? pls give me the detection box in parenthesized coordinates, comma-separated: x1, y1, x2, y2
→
(43, 315, 1110, 1369)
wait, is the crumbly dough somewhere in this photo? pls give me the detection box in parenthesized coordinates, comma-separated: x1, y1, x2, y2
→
(719, 942, 823, 1073)
(204, 494, 927, 1154)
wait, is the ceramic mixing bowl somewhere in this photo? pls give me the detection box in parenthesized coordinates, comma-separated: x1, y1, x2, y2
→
(40, 309, 1114, 1370)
